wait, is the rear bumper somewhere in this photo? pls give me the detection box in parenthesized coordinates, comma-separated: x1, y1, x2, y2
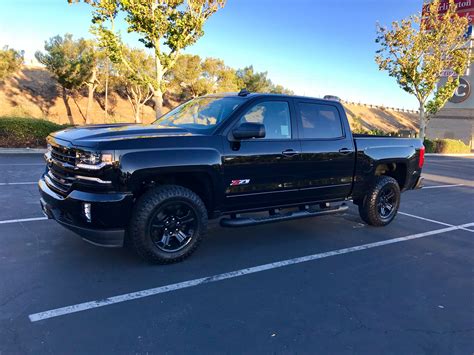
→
(39, 178, 133, 247)
(413, 176, 424, 190)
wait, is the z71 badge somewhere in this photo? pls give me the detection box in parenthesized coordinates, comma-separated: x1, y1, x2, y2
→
(230, 179, 250, 186)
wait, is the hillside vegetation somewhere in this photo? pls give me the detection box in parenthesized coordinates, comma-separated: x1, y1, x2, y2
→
(0, 66, 159, 125)
(0, 67, 419, 131)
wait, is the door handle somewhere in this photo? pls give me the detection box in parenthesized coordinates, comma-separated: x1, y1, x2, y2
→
(338, 148, 352, 155)
(281, 149, 300, 157)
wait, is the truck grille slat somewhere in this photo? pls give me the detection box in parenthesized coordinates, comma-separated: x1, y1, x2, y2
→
(51, 146, 76, 165)
(46, 144, 78, 196)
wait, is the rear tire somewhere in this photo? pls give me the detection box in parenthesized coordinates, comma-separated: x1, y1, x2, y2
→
(358, 176, 400, 226)
(129, 185, 208, 264)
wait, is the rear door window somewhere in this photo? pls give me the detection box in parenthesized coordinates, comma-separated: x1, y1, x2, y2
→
(297, 103, 343, 139)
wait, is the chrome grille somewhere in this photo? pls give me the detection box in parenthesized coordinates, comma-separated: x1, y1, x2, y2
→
(46, 144, 78, 196)
(46, 169, 74, 194)
(51, 145, 76, 165)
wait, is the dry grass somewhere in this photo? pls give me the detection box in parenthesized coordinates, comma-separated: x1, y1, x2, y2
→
(344, 104, 418, 132)
(0, 66, 165, 125)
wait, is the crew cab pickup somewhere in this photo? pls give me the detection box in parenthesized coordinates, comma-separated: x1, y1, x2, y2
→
(39, 91, 424, 264)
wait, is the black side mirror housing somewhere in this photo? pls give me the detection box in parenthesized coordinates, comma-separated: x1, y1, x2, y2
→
(232, 122, 266, 140)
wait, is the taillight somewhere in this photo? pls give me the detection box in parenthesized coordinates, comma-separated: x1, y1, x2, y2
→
(418, 145, 425, 168)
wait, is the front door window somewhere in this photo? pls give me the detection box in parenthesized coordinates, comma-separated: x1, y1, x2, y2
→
(240, 101, 292, 140)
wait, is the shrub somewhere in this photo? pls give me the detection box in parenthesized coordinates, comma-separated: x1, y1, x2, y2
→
(353, 129, 398, 136)
(423, 138, 470, 154)
(367, 129, 394, 136)
(434, 138, 470, 154)
(423, 139, 436, 153)
(0, 46, 24, 82)
(0, 117, 71, 148)
(350, 115, 364, 133)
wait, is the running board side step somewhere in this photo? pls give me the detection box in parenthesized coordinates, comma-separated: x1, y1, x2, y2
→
(220, 204, 348, 228)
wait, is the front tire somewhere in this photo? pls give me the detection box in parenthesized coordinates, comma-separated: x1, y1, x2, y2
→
(358, 176, 400, 226)
(129, 185, 208, 264)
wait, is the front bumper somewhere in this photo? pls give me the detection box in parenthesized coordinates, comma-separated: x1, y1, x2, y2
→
(39, 178, 133, 247)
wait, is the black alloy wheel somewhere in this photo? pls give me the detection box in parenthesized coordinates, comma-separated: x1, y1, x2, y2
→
(148, 201, 198, 253)
(129, 185, 208, 264)
(377, 185, 397, 220)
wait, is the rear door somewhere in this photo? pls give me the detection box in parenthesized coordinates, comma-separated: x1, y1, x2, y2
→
(221, 98, 302, 211)
(294, 100, 355, 201)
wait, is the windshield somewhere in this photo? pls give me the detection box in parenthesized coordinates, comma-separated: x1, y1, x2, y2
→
(154, 97, 243, 132)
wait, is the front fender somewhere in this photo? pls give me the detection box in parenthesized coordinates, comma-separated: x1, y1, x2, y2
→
(119, 148, 222, 192)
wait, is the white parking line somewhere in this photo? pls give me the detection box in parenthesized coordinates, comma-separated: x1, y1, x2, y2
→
(399, 212, 474, 233)
(422, 184, 465, 189)
(28, 221, 474, 323)
(0, 217, 48, 225)
(427, 160, 473, 163)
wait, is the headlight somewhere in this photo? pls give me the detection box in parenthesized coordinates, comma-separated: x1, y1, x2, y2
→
(47, 143, 52, 152)
(76, 151, 114, 170)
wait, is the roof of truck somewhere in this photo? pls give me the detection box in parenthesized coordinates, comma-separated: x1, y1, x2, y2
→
(204, 91, 340, 104)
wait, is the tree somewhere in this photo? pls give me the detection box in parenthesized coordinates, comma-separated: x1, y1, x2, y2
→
(167, 54, 209, 99)
(69, 0, 226, 118)
(375, 0, 471, 139)
(35, 34, 96, 124)
(202, 57, 239, 93)
(116, 47, 154, 123)
(0, 46, 24, 82)
(166, 55, 239, 99)
(235, 65, 293, 94)
(236, 66, 273, 92)
(270, 84, 294, 95)
(95, 49, 114, 120)
(84, 43, 100, 124)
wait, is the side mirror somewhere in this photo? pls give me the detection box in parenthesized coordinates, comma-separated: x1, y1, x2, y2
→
(232, 122, 266, 140)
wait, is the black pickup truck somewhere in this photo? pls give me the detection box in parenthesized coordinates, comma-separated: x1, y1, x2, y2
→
(39, 91, 424, 263)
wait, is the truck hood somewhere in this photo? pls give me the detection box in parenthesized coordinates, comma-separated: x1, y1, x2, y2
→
(50, 123, 200, 147)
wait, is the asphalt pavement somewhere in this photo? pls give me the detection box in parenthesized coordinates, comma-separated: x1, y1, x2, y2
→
(0, 154, 473, 354)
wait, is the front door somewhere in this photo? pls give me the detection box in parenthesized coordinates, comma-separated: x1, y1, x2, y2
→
(222, 99, 302, 211)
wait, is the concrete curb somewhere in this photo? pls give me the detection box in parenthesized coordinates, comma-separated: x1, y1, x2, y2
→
(0, 148, 47, 154)
(425, 153, 474, 157)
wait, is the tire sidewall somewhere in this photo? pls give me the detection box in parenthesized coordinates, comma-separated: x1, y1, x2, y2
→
(376, 181, 400, 224)
(130, 185, 208, 263)
(360, 176, 401, 226)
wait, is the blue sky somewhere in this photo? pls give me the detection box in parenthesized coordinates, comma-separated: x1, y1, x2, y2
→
(0, 0, 422, 109)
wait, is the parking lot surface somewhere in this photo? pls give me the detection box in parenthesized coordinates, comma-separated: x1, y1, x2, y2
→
(0, 154, 473, 354)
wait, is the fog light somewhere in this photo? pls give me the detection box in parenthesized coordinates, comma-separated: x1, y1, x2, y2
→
(83, 203, 92, 223)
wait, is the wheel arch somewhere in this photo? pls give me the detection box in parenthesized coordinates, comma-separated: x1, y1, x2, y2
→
(130, 168, 218, 216)
(374, 161, 408, 190)
(120, 149, 223, 215)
